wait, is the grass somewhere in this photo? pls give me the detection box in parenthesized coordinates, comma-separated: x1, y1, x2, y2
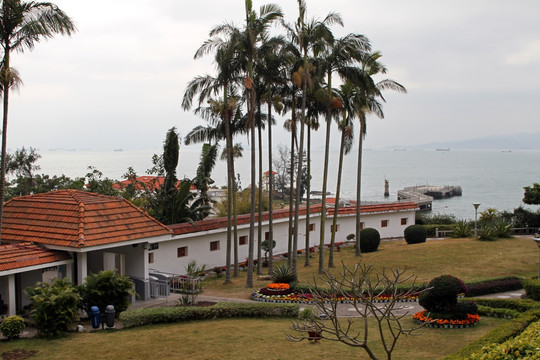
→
(1, 317, 509, 360)
(202, 237, 539, 299)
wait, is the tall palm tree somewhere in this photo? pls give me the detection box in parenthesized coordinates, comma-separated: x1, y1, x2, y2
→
(0, 0, 75, 238)
(354, 52, 407, 256)
(318, 33, 370, 272)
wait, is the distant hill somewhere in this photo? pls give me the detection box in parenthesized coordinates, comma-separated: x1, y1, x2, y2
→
(405, 131, 540, 150)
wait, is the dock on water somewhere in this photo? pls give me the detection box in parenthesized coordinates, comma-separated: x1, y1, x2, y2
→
(397, 185, 462, 211)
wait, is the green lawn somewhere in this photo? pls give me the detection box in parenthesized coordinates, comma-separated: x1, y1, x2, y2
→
(1, 317, 509, 360)
(203, 237, 539, 299)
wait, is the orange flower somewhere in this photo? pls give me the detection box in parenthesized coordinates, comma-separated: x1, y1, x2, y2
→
(267, 283, 290, 290)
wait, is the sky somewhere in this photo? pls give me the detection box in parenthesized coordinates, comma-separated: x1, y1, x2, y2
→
(6, 0, 540, 152)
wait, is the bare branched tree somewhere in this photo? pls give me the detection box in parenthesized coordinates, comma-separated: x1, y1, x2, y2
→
(287, 263, 427, 360)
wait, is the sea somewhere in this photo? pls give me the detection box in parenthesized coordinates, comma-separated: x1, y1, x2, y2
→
(34, 148, 540, 220)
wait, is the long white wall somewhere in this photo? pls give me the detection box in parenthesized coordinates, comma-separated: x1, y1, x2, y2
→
(150, 207, 416, 275)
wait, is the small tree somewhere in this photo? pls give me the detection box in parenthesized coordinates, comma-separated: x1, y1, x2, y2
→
(523, 183, 540, 205)
(78, 270, 134, 316)
(288, 263, 426, 360)
(25, 278, 80, 337)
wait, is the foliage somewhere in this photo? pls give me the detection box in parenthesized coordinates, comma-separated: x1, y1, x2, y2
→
(78, 270, 134, 316)
(469, 320, 540, 360)
(442, 309, 540, 360)
(493, 220, 512, 238)
(193, 143, 218, 210)
(423, 224, 453, 237)
(185, 260, 207, 277)
(477, 225, 497, 241)
(119, 302, 299, 328)
(416, 213, 457, 225)
(419, 275, 469, 317)
(404, 225, 427, 244)
(523, 183, 540, 205)
(287, 264, 426, 360)
(0, 315, 25, 340)
(215, 186, 269, 216)
(511, 206, 540, 227)
(84, 166, 119, 196)
(359, 227, 380, 253)
(272, 264, 297, 284)
(25, 278, 80, 337)
(522, 279, 540, 301)
(451, 220, 472, 238)
(261, 239, 276, 261)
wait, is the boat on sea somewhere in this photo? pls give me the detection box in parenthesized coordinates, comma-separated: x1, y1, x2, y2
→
(436, 148, 450, 151)
(113, 148, 123, 152)
(501, 150, 512, 153)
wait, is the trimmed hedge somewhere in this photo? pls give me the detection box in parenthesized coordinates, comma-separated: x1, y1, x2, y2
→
(466, 277, 523, 297)
(359, 228, 381, 253)
(467, 298, 539, 313)
(119, 302, 299, 328)
(441, 309, 540, 360)
(404, 225, 427, 244)
(522, 278, 540, 301)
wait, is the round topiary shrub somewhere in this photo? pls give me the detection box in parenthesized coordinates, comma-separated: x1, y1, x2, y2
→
(359, 228, 381, 253)
(419, 275, 469, 317)
(0, 315, 25, 340)
(404, 225, 427, 244)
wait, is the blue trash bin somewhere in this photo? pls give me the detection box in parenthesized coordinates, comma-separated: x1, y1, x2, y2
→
(90, 306, 100, 329)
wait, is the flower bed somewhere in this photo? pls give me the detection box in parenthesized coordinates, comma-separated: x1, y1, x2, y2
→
(251, 290, 421, 304)
(413, 310, 480, 328)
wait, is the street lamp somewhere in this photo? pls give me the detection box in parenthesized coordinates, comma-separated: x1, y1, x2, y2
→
(534, 234, 540, 280)
(473, 203, 481, 236)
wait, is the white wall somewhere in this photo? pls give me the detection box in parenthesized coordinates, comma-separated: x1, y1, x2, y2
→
(151, 208, 416, 275)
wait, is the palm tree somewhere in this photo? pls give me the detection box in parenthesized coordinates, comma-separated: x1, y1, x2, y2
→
(354, 52, 406, 256)
(0, 0, 75, 238)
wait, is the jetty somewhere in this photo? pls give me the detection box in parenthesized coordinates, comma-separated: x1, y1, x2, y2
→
(397, 185, 462, 211)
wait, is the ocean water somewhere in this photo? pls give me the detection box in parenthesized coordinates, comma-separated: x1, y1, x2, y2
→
(35, 148, 540, 219)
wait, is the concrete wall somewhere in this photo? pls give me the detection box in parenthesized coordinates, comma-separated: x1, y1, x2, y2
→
(151, 208, 415, 275)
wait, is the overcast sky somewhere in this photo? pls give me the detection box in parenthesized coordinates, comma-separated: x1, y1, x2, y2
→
(6, 0, 540, 152)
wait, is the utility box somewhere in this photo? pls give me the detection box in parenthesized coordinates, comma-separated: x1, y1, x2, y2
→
(105, 305, 115, 328)
(90, 306, 100, 329)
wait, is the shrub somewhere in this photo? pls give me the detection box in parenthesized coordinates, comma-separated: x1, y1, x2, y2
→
(404, 225, 427, 244)
(466, 277, 523, 297)
(423, 224, 452, 237)
(493, 220, 512, 238)
(272, 264, 297, 284)
(78, 270, 134, 316)
(477, 225, 497, 241)
(522, 279, 540, 301)
(468, 319, 540, 359)
(451, 220, 472, 238)
(0, 315, 25, 340)
(119, 302, 299, 328)
(416, 213, 457, 225)
(419, 275, 468, 316)
(359, 228, 380, 253)
(25, 278, 80, 337)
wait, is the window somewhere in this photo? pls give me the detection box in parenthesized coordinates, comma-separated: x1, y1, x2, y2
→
(239, 235, 247, 246)
(148, 252, 154, 264)
(177, 246, 187, 257)
(265, 231, 270, 241)
(359, 222, 364, 230)
(401, 218, 408, 225)
(330, 224, 340, 233)
(381, 220, 389, 228)
(149, 243, 159, 250)
(210, 241, 220, 251)
(309, 223, 315, 231)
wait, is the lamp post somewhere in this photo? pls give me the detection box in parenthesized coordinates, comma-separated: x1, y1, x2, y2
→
(534, 234, 540, 279)
(473, 203, 481, 236)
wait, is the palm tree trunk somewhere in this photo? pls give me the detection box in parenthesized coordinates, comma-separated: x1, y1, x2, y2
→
(304, 122, 311, 267)
(267, 101, 274, 274)
(0, 50, 10, 240)
(329, 124, 346, 268)
(355, 120, 365, 256)
(246, 85, 256, 288)
(257, 107, 263, 275)
(287, 101, 296, 268)
(223, 92, 233, 284)
(233, 178, 239, 277)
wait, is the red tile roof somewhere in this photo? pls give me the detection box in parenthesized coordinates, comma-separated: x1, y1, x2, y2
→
(2, 190, 172, 248)
(169, 202, 418, 236)
(0, 242, 72, 272)
(113, 176, 197, 191)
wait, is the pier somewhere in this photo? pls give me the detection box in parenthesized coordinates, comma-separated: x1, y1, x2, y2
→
(397, 185, 462, 211)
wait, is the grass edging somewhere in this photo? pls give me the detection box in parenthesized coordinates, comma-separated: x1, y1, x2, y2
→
(119, 302, 299, 328)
